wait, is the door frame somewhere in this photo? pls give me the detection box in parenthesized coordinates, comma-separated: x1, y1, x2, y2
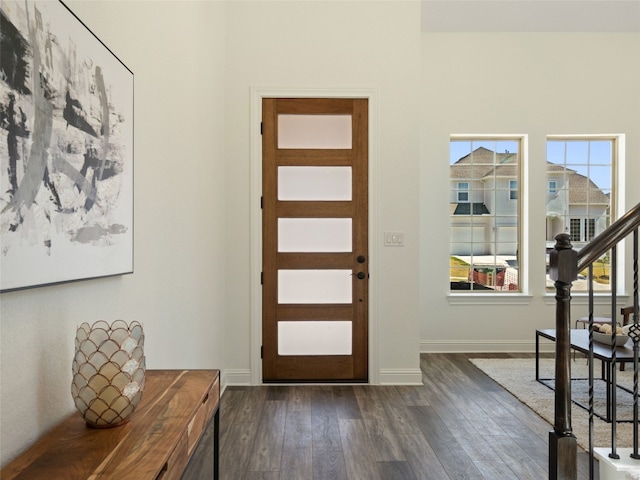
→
(249, 87, 379, 385)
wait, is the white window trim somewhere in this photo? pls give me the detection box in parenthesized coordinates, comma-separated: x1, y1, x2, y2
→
(448, 134, 529, 300)
(457, 182, 470, 203)
(545, 134, 626, 297)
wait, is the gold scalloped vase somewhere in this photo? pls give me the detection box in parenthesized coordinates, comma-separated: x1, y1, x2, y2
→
(71, 320, 145, 428)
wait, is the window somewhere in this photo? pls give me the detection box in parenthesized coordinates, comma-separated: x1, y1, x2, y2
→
(546, 137, 616, 292)
(450, 138, 522, 292)
(569, 218, 597, 242)
(569, 218, 581, 241)
(457, 182, 469, 202)
(587, 218, 596, 241)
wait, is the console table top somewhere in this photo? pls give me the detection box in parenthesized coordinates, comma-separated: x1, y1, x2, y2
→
(1, 369, 220, 480)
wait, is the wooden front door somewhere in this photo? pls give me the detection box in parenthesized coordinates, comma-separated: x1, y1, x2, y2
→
(262, 97, 368, 382)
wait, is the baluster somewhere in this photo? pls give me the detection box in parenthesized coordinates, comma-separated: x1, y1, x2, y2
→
(632, 228, 639, 460)
(588, 264, 595, 480)
(609, 246, 620, 459)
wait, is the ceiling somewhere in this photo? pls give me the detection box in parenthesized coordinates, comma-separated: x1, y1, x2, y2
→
(421, 0, 640, 32)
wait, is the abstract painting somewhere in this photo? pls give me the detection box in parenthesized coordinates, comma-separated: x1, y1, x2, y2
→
(0, 1, 133, 292)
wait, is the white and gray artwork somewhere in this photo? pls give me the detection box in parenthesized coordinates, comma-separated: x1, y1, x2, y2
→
(0, 0, 133, 291)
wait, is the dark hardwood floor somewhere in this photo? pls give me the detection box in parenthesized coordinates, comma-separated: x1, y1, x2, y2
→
(184, 353, 597, 479)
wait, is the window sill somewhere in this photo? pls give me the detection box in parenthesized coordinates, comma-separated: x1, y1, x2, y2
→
(447, 293, 533, 306)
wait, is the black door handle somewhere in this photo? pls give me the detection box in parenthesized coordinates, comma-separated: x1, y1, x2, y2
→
(356, 272, 366, 280)
(357, 255, 366, 264)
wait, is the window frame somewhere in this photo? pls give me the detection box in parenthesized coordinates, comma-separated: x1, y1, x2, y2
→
(457, 182, 470, 203)
(449, 135, 525, 295)
(546, 135, 620, 294)
(509, 180, 518, 200)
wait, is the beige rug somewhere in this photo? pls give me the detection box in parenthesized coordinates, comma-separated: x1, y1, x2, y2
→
(470, 357, 639, 451)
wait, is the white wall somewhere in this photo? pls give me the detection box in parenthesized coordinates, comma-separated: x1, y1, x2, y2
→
(0, 1, 227, 467)
(223, 1, 423, 384)
(420, 33, 640, 351)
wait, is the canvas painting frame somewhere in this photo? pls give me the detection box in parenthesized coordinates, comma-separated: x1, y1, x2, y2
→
(1, 0, 134, 292)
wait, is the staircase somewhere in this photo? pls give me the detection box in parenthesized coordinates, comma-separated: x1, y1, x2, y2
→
(549, 201, 640, 480)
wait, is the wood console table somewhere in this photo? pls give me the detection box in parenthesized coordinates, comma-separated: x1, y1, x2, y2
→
(1, 369, 220, 480)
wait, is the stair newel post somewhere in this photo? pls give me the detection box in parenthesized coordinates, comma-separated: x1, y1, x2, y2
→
(549, 233, 579, 480)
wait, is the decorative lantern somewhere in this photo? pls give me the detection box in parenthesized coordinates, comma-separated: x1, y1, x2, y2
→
(71, 320, 145, 428)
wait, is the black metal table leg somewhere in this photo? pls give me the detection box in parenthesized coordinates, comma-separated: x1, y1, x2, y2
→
(214, 406, 220, 480)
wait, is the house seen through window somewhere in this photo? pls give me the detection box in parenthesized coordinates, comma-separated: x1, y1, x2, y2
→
(450, 138, 521, 292)
(546, 137, 615, 292)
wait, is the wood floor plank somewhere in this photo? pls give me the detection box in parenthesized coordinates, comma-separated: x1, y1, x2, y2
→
(395, 433, 450, 480)
(218, 421, 260, 478)
(312, 447, 349, 480)
(233, 386, 269, 424)
(445, 418, 507, 463)
(281, 408, 313, 479)
(488, 433, 546, 470)
(352, 386, 390, 435)
(312, 413, 342, 451)
(247, 400, 287, 472)
(353, 386, 408, 461)
(367, 433, 407, 462)
(377, 461, 418, 480)
(333, 386, 362, 419)
(338, 418, 383, 480)
(244, 472, 280, 480)
(283, 410, 312, 448)
(311, 385, 338, 416)
(287, 385, 312, 413)
(266, 385, 290, 401)
(278, 446, 312, 480)
(218, 387, 244, 450)
(409, 405, 485, 479)
(504, 458, 548, 480)
(474, 460, 522, 480)
(394, 384, 432, 407)
(375, 387, 419, 434)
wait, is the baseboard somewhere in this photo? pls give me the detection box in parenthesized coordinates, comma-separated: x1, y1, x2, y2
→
(378, 368, 423, 385)
(221, 369, 252, 387)
(420, 339, 554, 353)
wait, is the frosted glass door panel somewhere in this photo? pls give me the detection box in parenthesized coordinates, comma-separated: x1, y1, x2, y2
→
(278, 115, 352, 149)
(278, 270, 352, 304)
(278, 321, 352, 356)
(278, 218, 352, 252)
(278, 167, 352, 201)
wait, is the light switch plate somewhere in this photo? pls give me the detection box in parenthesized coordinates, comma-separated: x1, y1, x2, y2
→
(384, 232, 404, 247)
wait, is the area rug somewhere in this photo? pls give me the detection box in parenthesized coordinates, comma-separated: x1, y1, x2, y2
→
(470, 357, 639, 451)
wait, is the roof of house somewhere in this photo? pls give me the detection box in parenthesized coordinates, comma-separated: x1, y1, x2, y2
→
(450, 147, 518, 179)
(450, 147, 610, 205)
(452, 202, 490, 215)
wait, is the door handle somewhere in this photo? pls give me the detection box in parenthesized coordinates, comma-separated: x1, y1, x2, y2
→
(357, 255, 366, 264)
(356, 272, 366, 280)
